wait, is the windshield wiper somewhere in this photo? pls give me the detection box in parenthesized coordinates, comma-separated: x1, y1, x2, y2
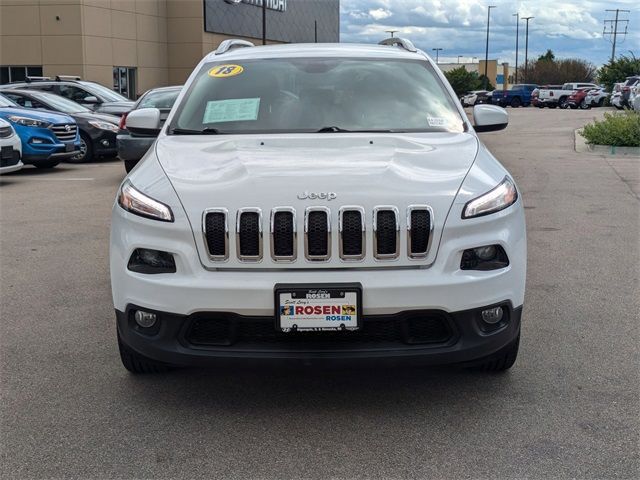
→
(316, 126, 351, 133)
(170, 127, 221, 135)
(315, 126, 396, 133)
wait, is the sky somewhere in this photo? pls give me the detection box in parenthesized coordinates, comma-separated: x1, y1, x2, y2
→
(339, 0, 639, 67)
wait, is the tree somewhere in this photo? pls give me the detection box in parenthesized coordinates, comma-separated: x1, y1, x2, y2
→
(444, 66, 494, 96)
(521, 57, 596, 85)
(538, 49, 555, 62)
(597, 54, 640, 92)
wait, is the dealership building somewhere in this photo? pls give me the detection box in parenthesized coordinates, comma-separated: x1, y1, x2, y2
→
(0, 0, 340, 98)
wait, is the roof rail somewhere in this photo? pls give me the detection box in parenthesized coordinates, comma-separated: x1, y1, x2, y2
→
(215, 39, 255, 55)
(25, 76, 53, 83)
(55, 75, 81, 81)
(378, 37, 418, 53)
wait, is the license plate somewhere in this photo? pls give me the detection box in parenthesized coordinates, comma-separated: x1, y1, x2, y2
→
(65, 143, 74, 152)
(275, 283, 362, 333)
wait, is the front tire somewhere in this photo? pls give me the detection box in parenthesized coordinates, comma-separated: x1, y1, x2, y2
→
(580, 99, 591, 110)
(470, 334, 520, 372)
(558, 97, 569, 109)
(510, 97, 521, 108)
(118, 332, 170, 374)
(68, 132, 93, 163)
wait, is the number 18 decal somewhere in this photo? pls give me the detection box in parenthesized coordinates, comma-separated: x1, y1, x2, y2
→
(208, 64, 244, 78)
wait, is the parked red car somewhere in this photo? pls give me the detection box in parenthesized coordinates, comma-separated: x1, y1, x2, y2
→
(567, 87, 592, 109)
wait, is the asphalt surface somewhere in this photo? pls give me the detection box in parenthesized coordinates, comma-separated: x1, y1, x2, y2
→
(1, 108, 638, 479)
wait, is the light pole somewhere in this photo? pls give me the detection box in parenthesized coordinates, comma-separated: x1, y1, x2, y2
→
(484, 5, 497, 89)
(385, 30, 398, 38)
(432, 48, 443, 64)
(512, 13, 519, 84)
(261, 0, 266, 45)
(522, 16, 534, 82)
(457, 55, 463, 64)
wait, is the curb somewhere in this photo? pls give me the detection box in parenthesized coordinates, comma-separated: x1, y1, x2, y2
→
(574, 129, 640, 157)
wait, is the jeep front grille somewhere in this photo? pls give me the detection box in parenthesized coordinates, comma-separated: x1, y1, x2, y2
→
(270, 208, 296, 261)
(203, 209, 228, 260)
(50, 124, 77, 142)
(305, 207, 331, 261)
(203, 205, 433, 263)
(236, 208, 262, 261)
(373, 207, 400, 259)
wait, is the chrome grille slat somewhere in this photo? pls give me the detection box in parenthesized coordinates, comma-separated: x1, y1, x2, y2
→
(203, 208, 229, 261)
(304, 207, 331, 261)
(50, 124, 77, 142)
(236, 208, 263, 262)
(203, 205, 433, 264)
(407, 205, 434, 259)
(270, 207, 296, 262)
(373, 206, 400, 260)
(339, 206, 365, 261)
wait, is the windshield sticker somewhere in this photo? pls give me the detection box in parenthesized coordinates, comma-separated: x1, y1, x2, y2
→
(427, 116, 447, 127)
(203, 98, 261, 124)
(208, 64, 244, 78)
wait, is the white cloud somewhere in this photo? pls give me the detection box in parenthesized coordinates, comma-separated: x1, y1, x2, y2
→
(340, 0, 640, 67)
(368, 8, 392, 20)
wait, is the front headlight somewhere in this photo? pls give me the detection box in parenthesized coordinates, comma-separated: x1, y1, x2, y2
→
(462, 177, 518, 219)
(7, 115, 51, 128)
(118, 180, 174, 222)
(89, 120, 118, 132)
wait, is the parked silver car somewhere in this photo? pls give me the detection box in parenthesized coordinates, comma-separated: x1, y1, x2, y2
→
(117, 85, 182, 173)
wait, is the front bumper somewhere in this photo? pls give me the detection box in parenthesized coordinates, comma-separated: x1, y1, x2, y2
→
(116, 133, 155, 162)
(0, 147, 23, 174)
(91, 130, 118, 157)
(117, 302, 522, 365)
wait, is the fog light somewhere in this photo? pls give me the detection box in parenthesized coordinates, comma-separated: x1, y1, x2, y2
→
(134, 310, 157, 328)
(101, 139, 109, 146)
(481, 306, 504, 324)
(475, 245, 496, 260)
(461, 245, 509, 271)
(30, 138, 44, 144)
(128, 248, 176, 274)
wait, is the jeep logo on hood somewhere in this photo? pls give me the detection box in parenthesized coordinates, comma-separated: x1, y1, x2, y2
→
(297, 191, 337, 201)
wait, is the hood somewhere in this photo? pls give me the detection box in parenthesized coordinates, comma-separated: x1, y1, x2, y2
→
(0, 106, 75, 124)
(98, 102, 134, 115)
(155, 133, 479, 269)
(75, 111, 120, 124)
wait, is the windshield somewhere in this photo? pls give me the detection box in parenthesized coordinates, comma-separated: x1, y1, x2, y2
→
(138, 89, 181, 110)
(0, 94, 18, 108)
(31, 91, 91, 113)
(81, 82, 129, 102)
(170, 57, 464, 134)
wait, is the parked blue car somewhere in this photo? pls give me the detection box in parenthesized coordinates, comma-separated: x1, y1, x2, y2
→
(491, 84, 538, 108)
(0, 94, 80, 168)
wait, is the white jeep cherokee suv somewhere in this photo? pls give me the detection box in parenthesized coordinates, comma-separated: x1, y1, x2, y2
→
(111, 39, 526, 374)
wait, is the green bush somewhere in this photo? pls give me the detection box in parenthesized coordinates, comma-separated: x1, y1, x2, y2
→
(580, 112, 640, 147)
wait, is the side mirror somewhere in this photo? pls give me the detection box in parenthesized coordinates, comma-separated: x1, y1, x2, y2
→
(125, 107, 161, 135)
(473, 104, 508, 133)
(82, 95, 101, 105)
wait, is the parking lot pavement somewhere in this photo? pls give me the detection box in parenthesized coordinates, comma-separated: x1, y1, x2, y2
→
(1, 108, 638, 479)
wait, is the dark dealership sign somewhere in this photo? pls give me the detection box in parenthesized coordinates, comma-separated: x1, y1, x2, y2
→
(224, 0, 287, 12)
(205, 0, 339, 43)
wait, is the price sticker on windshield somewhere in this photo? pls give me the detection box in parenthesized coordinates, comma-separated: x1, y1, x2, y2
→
(208, 64, 244, 78)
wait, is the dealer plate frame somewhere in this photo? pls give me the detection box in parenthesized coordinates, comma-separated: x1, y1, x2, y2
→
(274, 283, 363, 333)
